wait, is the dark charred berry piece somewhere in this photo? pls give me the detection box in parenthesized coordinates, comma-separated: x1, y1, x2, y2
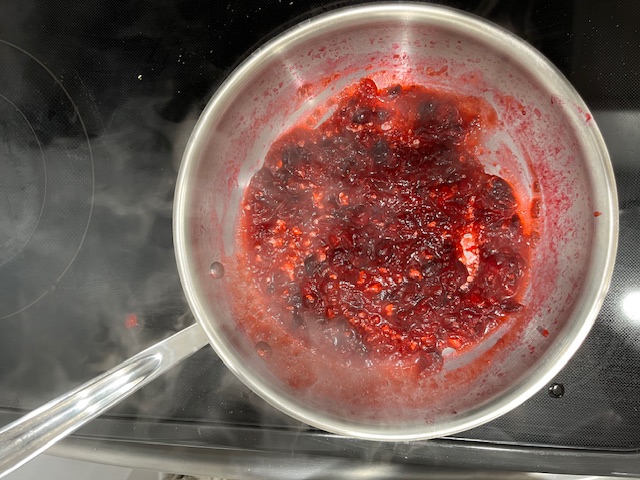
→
(387, 84, 402, 97)
(352, 107, 374, 124)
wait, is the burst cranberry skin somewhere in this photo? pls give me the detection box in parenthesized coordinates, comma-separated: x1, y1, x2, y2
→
(235, 78, 529, 378)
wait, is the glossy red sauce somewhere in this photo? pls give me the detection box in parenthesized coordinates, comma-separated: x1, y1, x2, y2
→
(232, 78, 531, 389)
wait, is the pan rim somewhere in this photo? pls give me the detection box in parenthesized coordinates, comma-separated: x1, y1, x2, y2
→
(174, 2, 618, 441)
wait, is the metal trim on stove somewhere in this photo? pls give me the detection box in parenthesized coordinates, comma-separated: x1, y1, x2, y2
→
(45, 435, 639, 479)
(0, 411, 634, 478)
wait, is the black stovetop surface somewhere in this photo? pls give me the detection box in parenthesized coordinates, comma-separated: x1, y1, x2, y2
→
(1, 0, 639, 465)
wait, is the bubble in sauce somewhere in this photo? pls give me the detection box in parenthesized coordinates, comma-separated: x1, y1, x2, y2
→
(255, 341, 272, 358)
(209, 262, 225, 279)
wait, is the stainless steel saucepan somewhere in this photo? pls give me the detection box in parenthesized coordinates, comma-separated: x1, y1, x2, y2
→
(0, 4, 617, 477)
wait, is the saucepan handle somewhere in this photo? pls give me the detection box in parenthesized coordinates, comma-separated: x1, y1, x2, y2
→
(0, 323, 209, 479)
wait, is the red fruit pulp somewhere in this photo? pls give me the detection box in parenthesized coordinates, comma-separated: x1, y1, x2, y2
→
(232, 78, 531, 384)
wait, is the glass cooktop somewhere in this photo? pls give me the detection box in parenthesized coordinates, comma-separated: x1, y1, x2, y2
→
(0, 0, 638, 475)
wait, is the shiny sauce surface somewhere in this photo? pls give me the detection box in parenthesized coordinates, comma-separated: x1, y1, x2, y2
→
(231, 78, 530, 395)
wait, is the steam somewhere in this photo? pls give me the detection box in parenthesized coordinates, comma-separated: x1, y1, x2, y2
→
(0, 83, 202, 413)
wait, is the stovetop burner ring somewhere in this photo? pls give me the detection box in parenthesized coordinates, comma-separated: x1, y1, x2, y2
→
(0, 40, 95, 319)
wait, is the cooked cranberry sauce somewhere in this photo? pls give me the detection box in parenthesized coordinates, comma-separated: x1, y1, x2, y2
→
(234, 78, 529, 376)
